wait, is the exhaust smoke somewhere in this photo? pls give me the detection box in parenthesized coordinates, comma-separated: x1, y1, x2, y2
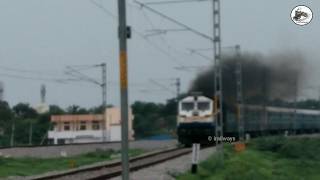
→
(189, 51, 306, 109)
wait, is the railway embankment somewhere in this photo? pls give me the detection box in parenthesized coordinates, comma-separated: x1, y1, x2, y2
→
(177, 136, 320, 180)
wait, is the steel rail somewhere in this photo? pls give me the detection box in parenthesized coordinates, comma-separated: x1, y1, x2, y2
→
(29, 147, 191, 180)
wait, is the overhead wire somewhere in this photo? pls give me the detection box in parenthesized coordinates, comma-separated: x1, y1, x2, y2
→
(149, 78, 176, 94)
(139, 7, 193, 60)
(144, 0, 208, 5)
(134, 0, 213, 41)
(132, 0, 214, 65)
(0, 65, 64, 77)
(89, 0, 186, 66)
(0, 72, 74, 84)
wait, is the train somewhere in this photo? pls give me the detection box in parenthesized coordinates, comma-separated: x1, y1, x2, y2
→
(177, 94, 320, 146)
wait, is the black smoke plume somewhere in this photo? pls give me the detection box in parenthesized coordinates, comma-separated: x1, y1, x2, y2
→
(189, 52, 305, 109)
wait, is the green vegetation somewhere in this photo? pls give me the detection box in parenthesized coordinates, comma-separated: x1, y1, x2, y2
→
(0, 98, 178, 146)
(1, 97, 318, 145)
(132, 99, 177, 138)
(0, 148, 144, 178)
(177, 137, 320, 180)
(0, 101, 117, 147)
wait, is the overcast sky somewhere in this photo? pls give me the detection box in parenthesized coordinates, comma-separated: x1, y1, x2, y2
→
(0, 0, 319, 108)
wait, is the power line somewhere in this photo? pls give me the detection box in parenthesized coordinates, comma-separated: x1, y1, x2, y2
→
(149, 79, 176, 94)
(134, 0, 213, 41)
(0, 72, 73, 84)
(89, 0, 116, 18)
(188, 48, 212, 61)
(138, 8, 192, 60)
(65, 66, 101, 86)
(144, 0, 208, 5)
(174, 65, 207, 72)
(89, 0, 186, 66)
(133, 2, 215, 64)
(144, 28, 188, 37)
(0, 65, 63, 77)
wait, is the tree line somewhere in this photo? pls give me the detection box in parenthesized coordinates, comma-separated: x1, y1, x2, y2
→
(0, 98, 178, 147)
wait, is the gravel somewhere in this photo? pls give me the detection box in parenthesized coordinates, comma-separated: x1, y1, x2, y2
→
(111, 146, 216, 180)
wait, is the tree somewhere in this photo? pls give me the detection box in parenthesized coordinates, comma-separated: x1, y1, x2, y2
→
(49, 105, 65, 115)
(88, 104, 114, 114)
(131, 100, 177, 139)
(0, 101, 13, 146)
(12, 103, 38, 119)
(66, 105, 88, 114)
(0, 101, 13, 122)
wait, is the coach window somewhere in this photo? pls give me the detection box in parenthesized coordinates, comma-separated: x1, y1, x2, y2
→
(64, 122, 70, 131)
(80, 121, 86, 130)
(198, 102, 210, 111)
(182, 102, 194, 111)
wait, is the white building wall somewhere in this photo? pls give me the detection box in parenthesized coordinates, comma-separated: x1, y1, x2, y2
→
(48, 107, 134, 144)
(110, 125, 121, 141)
(48, 130, 106, 144)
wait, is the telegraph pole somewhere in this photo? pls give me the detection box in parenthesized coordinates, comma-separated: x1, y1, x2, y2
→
(212, 0, 223, 162)
(261, 66, 267, 135)
(235, 45, 244, 141)
(292, 77, 297, 134)
(10, 121, 15, 147)
(29, 122, 33, 145)
(175, 78, 180, 101)
(118, 0, 130, 179)
(101, 63, 107, 142)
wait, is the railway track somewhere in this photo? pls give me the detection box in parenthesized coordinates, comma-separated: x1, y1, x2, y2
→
(28, 147, 192, 180)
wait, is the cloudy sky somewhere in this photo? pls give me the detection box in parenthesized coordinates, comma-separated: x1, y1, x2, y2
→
(0, 0, 319, 108)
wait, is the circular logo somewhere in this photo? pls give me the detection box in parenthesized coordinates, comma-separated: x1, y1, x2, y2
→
(291, 5, 313, 26)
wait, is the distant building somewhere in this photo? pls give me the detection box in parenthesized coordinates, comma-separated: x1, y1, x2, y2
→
(34, 84, 49, 114)
(34, 103, 49, 114)
(48, 107, 134, 144)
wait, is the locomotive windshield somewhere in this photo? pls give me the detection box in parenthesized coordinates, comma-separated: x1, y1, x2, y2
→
(181, 102, 194, 111)
(198, 102, 210, 111)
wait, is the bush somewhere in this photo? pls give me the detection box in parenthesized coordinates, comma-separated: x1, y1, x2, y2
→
(251, 136, 320, 160)
(84, 149, 115, 158)
(251, 136, 286, 152)
(278, 138, 320, 160)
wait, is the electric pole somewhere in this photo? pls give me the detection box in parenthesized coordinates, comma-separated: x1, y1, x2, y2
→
(261, 66, 267, 135)
(293, 77, 297, 134)
(101, 63, 107, 142)
(29, 122, 33, 145)
(118, 0, 131, 179)
(175, 78, 180, 101)
(212, 0, 223, 163)
(10, 121, 15, 147)
(41, 84, 46, 104)
(235, 45, 244, 141)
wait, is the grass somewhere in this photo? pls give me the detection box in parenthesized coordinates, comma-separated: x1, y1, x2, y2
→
(0, 148, 144, 178)
(177, 136, 320, 180)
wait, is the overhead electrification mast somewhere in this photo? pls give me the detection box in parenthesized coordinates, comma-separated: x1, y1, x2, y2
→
(212, 0, 224, 162)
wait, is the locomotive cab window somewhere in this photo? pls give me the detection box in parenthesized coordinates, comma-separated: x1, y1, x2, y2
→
(198, 102, 210, 111)
(181, 102, 194, 111)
